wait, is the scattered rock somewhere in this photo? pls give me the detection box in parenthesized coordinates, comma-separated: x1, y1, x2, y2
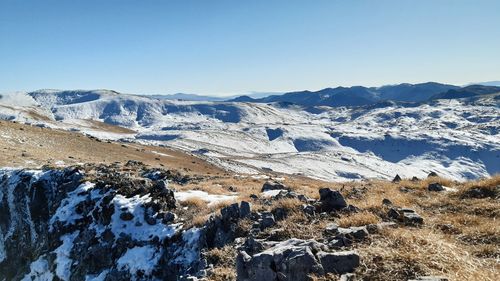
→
(318, 188, 347, 212)
(388, 207, 423, 226)
(261, 181, 288, 192)
(427, 171, 439, 178)
(259, 212, 276, 230)
(428, 182, 444, 192)
(317, 250, 360, 274)
(382, 198, 393, 206)
(303, 204, 315, 216)
(240, 201, 251, 218)
(411, 176, 420, 182)
(392, 174, 402, 183)
(324, 223, 339, 235)
(237, 239, 326, 281)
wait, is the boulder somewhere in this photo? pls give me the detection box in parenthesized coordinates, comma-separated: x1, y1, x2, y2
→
(324, 223, 339, 235)
(261, 181, 288, 192)
(236, 239, 325, 281)
(221, 203, 240, 221)
(318, 188, 347, 212)
(317, 251, 360, 274)
(388, 207, 423, 226)
(240, 201, 251, 218)
(259, 212, 276, 229)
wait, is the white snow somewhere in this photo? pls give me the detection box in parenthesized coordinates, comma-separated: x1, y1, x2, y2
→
(110, 194, 179, 241)
(54, 231, 79, 281)
(50, 182, 95, 230)
(1, 90, 499, 182)
(172, 228, 202, 266)
(174, 190, 238, 206)
(21, 256, 55, 281)
(261, 189, 288, 197)
(117, 245, 161, 278)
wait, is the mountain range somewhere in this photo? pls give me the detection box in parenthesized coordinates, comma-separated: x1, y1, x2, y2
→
(228, 83, 500, 107)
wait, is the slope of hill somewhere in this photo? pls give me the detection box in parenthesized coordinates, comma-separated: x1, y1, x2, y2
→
(0, 89, 498, 182)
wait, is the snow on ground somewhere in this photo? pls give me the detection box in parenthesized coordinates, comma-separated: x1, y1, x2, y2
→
(175, 190, 238, 206)
(117, 245, 161, 279)
(54, 232, 79, 281)
(111, 194, 179, 241)
(21, 256, 54, 281)
(50, 182, 95, 230)
(1, 90, 499, 182)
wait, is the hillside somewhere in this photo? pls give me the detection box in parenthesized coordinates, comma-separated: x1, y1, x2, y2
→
(0, 89, 498, 182)
(0, 143, 498, 280)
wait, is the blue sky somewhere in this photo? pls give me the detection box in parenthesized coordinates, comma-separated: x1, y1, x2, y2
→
(1, 0, 499, 96)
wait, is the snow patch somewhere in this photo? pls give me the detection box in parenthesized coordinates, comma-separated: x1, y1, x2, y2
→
(174, 190, 237, 206)
(117, 245, 161, 278)
(111, 194, 179, 241)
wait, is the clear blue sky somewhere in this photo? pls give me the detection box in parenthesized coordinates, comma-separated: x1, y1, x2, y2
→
(1, 0, 499, 96)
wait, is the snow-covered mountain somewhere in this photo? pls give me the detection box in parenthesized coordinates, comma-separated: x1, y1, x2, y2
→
(0, 88, 499, 182)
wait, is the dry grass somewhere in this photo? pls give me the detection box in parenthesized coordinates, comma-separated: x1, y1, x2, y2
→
(357, 228, 499, 281)
(337, 211, 381, 228)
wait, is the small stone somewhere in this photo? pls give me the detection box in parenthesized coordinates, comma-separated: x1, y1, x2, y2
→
(392, 174, 402, 183)
(119, 212, 134, 221)
(382, 198, 393, 206)
(303, 204, 315, 216)
(428, 182, 444, 192)
(259, 212, 275, 229)
(261, 181, 288, 192)
(427, 171, 439, 178)
(317, 250, 360, 274)
(324, 223, 339, 235)
(240, 201, 251, 218)
(340, 273, 357, 281)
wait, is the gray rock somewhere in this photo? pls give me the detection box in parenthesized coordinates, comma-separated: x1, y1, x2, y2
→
(236, 239, 325, 281)
(317, 251, 360, 274)
(221, 203, 240, 221)
(324, 223, 339, 235)
(338, 226, 369, 240)
(261, 181, 288, 192)
(259, 212, 276, 229)
(392, 174, 402, 183)
(319, 188, 348, 212)
(428, 182, 444, 192)
(382, 198, 393, 206)
(303, 204, 315, 216)
(240, 201, 251, 218)
(427, 171, 439, 178)
(388, 207, 423, 225)
(272, 207, 287, 221)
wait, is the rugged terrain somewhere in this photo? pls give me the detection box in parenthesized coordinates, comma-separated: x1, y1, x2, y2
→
(0, 86, 499, 280)
(0, 138, 498, 280)
(0, 86, 499, 182)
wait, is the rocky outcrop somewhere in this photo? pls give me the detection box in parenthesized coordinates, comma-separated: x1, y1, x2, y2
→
(236, 238, 360, 281)
(0, 165, 205, 281)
